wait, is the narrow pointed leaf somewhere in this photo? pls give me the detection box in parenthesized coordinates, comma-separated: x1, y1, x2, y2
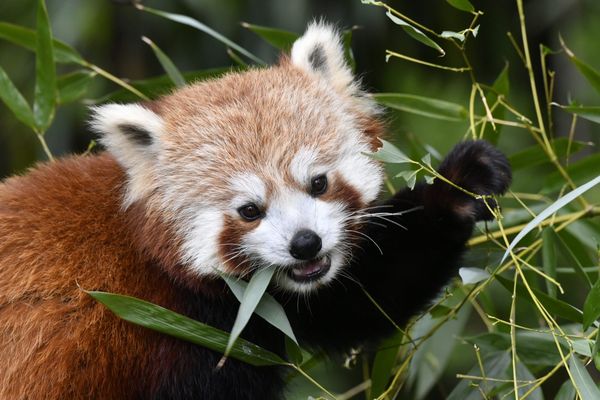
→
(225, 266, 276, 357)
(57, 70, 96, 104)
(0, 67, 34, 128)
(222, 274, 298, 345)
(342, 27, 357, 72)
(554, 232, 593, 288)
(93, 68, 231, 103)
(583, 278, 600, 330)
(557, 104, 600, 125)
(560, 37, 600, 95)
(459, 267, 491, 285)
(227, 48, 248, 67)
(446, 0, 475, 13)
(447, 352, 511, 400)
(384, 11, 445, 56)
(542, 153, 600, 193)
(593, 331, 600, 371)
(500, 175, 600, 264)
(569, 356, 600, 400)
(555, 379, 576, 400)
(441, 31, 465, 42)
(367, 138, 411, 164)
(542, 228, 558, 298)
(140, 6, 265, 65)
(373, 93, 467, 121)
(0, 22, 84, 64)
(142, 37, 185, 87)
(241, 22, 299, 50)
(496, 275, 583, 323)
(370, 332, 402, 398)
(87, 291, 286, 366)
(33, 0, 57, 131)
(492, 63, 510, 97)
(509, 137, 588, 171)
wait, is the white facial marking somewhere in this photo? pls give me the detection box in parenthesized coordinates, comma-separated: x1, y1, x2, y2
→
(180, 208, 224, 275)
(228, 172, 267, 209)
(242, 186, 348, 291)
(290, 147, 320, 185)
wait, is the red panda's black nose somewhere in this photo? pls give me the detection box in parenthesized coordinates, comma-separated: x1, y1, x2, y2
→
(290, 230, 322, 260)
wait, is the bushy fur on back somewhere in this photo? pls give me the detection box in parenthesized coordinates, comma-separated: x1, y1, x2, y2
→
(0, 23, 511, 399)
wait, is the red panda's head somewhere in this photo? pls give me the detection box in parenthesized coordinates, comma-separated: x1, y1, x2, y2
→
(91, 23, 385, 292)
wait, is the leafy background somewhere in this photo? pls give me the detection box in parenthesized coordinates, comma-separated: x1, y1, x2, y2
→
(1, 0, 599, 399)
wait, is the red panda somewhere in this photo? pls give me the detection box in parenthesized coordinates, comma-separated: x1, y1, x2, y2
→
(0, 23, 511, 399)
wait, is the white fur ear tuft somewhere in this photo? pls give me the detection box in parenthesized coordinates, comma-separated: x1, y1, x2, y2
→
(90, 103, 164, 206)
(291, 22, 355, 93)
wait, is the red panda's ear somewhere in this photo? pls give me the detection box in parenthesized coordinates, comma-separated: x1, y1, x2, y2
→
(291, 22, 355, 94)
(89, 103, 164, 205)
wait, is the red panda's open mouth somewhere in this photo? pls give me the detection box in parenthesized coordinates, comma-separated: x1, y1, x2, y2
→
(288, 255, 331, 283)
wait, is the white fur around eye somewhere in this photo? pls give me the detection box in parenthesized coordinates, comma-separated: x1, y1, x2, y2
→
(228, 173, 267, 209)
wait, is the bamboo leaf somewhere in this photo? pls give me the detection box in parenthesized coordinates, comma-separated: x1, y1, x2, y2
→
(33, 0, 57, 132)
(446, 0, 475, 13)
(459, 267, 491, 284)
(542, 153, 600, 193)
(554, 231, 593, 288)
(87, 291, 286, 366)
(0, 22, 84, 64)
(492, 63, 510, 97)
(141, 37, 186, 87)
(384, 11, 445, 56)
(593, 331, 600, 371)
(366, 138, 412, 164)
(342, 26, 357, 72)
(225, 266, 276, 358)
(57, 70, 96, 104)
(508, 137, 588, 171)
(556, 104, 600, 125)
(139, 6, 265, 65)
(542, 228, 558, 298)
(583, 278, 600, 330)
(441, 30, 465, 42)
(222, 273, 298, 346)
(241, 22, 299, 50)
(410, 306, 471, 399)
(555, 379, 576, 400)
(93, 68, 231, 103)
(496, 275, 583, 323)
(370, 332, 402, 398)
(373, 93, 467, 121)
(447, 351, 511, 400)
(500, 175, 600, 264)
(569, 356, 600, 400)
(560, 36, 600, 95)
(0, 66, 35, 128)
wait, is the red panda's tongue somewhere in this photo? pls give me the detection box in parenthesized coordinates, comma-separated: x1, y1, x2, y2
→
(290, 256, 331, 282)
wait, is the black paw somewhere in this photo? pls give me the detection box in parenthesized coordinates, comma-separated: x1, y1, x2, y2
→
(434, 140, 512, 221)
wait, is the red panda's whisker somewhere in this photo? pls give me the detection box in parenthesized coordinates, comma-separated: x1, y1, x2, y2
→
(346, 230, 383, 255)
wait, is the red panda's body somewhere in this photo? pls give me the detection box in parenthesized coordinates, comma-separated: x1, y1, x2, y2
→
(0, 154, 285, 399)
(0, 23, 511, 399)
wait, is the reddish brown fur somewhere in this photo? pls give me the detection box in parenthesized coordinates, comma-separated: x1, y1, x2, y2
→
(218, 215, 260, 274)
(0, 154, 218, 399)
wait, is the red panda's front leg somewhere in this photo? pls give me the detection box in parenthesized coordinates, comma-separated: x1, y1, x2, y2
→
(284, 140, 511, 350)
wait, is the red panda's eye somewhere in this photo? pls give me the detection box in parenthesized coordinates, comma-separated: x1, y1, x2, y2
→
(238, 203, 263, 221)
(310, 174, 328, 196)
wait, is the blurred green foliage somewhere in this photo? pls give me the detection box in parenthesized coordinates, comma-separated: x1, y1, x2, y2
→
(1, 1, 600, 399)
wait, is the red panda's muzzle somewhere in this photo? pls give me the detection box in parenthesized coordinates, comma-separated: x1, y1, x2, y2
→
(288, 255, 331, 283)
